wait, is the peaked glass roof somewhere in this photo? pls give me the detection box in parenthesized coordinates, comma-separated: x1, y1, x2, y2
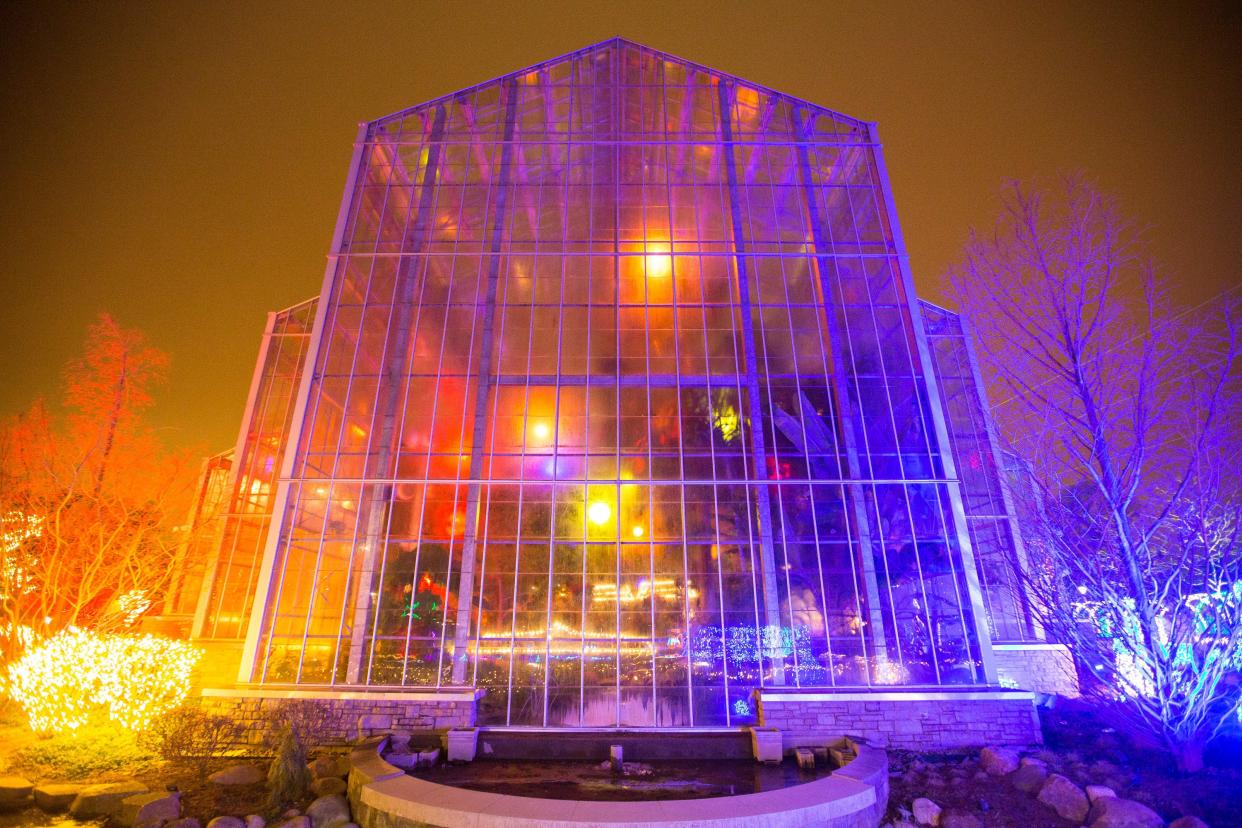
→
(368, 38, 868, 143)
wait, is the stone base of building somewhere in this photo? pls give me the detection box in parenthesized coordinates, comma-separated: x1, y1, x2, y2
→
(993, 643, 1080, 697)
(199, 687, 480, 746)
(756, 689, 1042, 750)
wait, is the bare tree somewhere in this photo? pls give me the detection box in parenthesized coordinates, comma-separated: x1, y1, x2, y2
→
(0, 314, 200, 664)
(947, 177, 1241, 771)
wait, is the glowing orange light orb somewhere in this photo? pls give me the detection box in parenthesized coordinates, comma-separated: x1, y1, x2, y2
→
(645, 252, 672, 278)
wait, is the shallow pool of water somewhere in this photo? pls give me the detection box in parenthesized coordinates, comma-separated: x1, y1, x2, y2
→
(410, 757, 834, 801)
(0, 810, 102, 828)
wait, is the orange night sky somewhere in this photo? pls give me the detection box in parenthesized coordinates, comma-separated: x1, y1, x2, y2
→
(1, 2, 1237, 452)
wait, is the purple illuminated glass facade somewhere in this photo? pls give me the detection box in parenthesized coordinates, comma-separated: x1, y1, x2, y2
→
(232, 39, 1011, 726)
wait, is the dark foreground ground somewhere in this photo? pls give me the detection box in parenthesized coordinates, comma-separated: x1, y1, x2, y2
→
(884, 702, 1242, 827)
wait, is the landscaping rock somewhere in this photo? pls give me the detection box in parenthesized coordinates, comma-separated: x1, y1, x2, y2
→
(0, 775, 34, 809)
(1169, 817, 1209, 828)
(168, 819, 202, 828)
(120, 791, 180, 828)
(384, 751, 417, 770)
(209, 764, 265, 785)
(33, 783, 82, 812)
(388, 730, 412, 752)
(273, 817, 311, 828)
(244, 816, 265, 828)
(309, 755, 351, 780)
(1038, 774, 1089, 823)
(1011, 762, 1048, 793)
(912, 797, 942, 826)
(1088, 797, 1164, 828)
(311, 777, 347, 798)
(941, 812, 982, 828)
(306, 794, 351, 828)
(70, 781, 150, 819)
(1086, 785, 1118, 803)
(206, 818, 245, 828)
(979, 747, 1020, 776)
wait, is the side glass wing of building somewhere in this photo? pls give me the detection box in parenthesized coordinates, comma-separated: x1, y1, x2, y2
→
(194, 298, 319, 640)
(921, 300, 1039, 643)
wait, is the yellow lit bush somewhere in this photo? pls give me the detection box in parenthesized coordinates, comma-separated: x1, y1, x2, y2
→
(5, 627, 202, 734)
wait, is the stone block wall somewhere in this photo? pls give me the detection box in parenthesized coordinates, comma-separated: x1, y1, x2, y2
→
(993, 644, 1080, 697)
(199, 689, 479, 746)
(756, 690, 1041, 750)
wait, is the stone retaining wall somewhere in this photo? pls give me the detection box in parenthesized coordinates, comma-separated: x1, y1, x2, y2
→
(756, 690, 1041, 750)
(993, 644, 1080, 697)
(199, 688, 479, 746)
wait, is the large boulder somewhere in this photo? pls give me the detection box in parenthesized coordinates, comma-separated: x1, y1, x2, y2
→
(311, 778, 347, 798)
(209, 764, 265, 786)
(33, 783, 83, 812)
(941, 811, 982, 828)
(305, 794, 351, 828)
(309, 756, 351, 780)
(120, 792, 181, 828)
(1037, 774, 1089, 822)
(1011, 762, 1048, 793)
(206, 817, 245, 828)
(1088, 797, 1164, 828)
(1168, 817, 1209, 828)
(1086, 785, 1118, 803)
(979, 747, 1020, 776)
(912, 797, 942, 827)
(0, 775, 34, 810)
(70, 781, 150, 819)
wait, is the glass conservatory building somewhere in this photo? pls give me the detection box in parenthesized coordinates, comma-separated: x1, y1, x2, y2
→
(193, 40, 1068, 731)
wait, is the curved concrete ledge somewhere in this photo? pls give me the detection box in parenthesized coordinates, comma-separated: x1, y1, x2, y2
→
(348, 737, 887, 828)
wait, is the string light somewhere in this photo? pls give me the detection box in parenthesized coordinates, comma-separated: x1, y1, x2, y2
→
(2, 511, 43, 598)
(116, 589, 152, 626)
(5, 628, 202, 734)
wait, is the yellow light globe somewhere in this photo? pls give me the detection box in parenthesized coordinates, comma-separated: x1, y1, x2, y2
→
(587, 501, 611, 526)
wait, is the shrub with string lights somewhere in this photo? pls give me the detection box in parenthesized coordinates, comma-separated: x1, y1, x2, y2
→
(4, 627, 202, 734)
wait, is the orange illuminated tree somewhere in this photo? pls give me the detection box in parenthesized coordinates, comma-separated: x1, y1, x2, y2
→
(0, 314, 200, 663)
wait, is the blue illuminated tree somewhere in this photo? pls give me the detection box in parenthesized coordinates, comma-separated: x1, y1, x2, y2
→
(948, 177, 1241, 771)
